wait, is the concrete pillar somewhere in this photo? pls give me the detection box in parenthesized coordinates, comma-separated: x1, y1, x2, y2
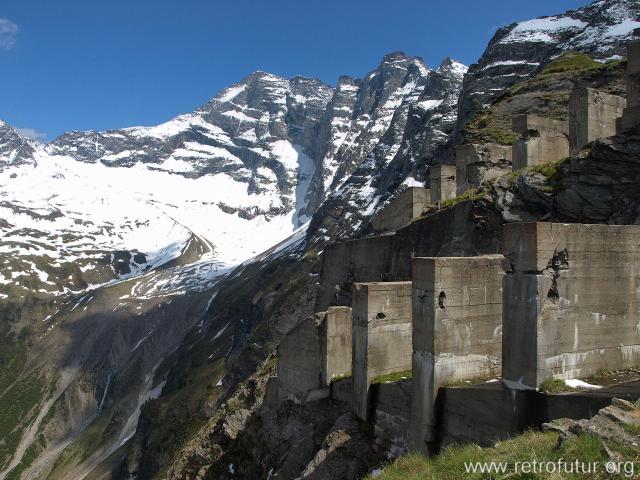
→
(372, 187, 431, 233)
(502, 223, 640, 390)
(278, 307, 352, 403)
(321, 306, 353, 385)
(455, 143, 512, 194)
(569, 87, 626, 155)
(352, 282, 412, 420)
(409, 256, 504, 453)
(430, 165, 456, 202)
(278, 313, 326, 403)
(512, 115, 569, 170)
(618, 40, 640, 133)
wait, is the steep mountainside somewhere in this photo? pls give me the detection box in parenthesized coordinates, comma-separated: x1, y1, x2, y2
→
(0, 1, 638, 479)
(456, 0, 639, 141)
(307, 56, 467, 244)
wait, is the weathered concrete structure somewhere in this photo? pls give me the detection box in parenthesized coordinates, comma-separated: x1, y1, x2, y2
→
(502, 223, 640, 389)
(429, 164, 456, 202)
(278, 306, 352, 402)
(352, 282, 412, 420)
(618, 40, 640, 133)
(455, 143, 512, 194)
(409, 256, 505, 453)
(569, 87, 626, 155)
(512, 115, 569, 170)
(436, 380, 640, 449)
(316, 200, 504, 312)
(371, 187, 431, 233)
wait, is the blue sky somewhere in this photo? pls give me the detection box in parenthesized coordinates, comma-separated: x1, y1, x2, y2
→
(1, 0, 587, 140)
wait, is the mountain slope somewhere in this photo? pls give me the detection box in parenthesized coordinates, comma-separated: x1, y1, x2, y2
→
(306, 55, 467, 244)
(456, 0, 640, 141)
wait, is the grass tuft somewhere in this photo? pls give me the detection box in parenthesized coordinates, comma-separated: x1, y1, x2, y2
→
(371, 370, 412, 385)
(369, 429, 640, 480)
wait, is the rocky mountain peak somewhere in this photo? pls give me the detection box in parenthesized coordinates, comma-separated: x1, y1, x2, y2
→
(437, 57, 468, 77)
(0, 119, 40, 167)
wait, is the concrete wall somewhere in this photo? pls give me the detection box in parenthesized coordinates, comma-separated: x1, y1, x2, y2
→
(455, 143, 512, 194)
(352, 282, 412, 420)
(569, 87, 626, 155)
(371, 381, 412, 456)
(430, 164, 457, 202)
(512, 114, 569, 170)
(315, 234, 399, 312)
(436, 382, 639, 449)
(372, 187, 431, 233)
(502, 222, 640, 389)
(278, 307, 353, 402)
(618, 40, 640, 133)
(316, 200, 505, 312)
(409, 255, 504, 453)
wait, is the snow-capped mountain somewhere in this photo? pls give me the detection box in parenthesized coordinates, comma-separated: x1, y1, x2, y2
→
(0, 53, 469, 305)
(0, 120, 40, 167)
(306, 54, 467, 243)
(0, 73, 335, 304)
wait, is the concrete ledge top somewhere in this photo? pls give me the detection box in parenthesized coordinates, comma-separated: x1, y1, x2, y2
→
(413, 255, 505, 266)
(512, 114, 568, 134)
(353, 281, 412, 290)
(505, 221, 640, 231)
(504, 222, 640, 272)
(326, 306, 352, 313)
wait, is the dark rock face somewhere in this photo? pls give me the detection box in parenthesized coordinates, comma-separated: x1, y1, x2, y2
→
(495, 134, 640, 224)
(306, 56, 467, 245)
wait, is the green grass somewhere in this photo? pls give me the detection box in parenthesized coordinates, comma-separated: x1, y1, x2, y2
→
(369, 430, 640, 480)
(540, 51, 601, 75)
(371, 370, 412, 385)
(530, 157, 570, 194)
(0, 369, 47, 469)
(440, 188, 487, 210)
(538, 378, 572, 394)
(465, 112, 519, 146)
(48, 410, 116, 479)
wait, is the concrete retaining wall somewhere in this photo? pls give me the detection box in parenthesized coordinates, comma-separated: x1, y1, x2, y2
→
(502, 222, 640, 389)
(278, 307, 353, 402)
(372, 187, 431, 233)
(569, 87, 626, 155)
(436, 381, 640, 449)
(352, 282, 412, 420)
(512, 114, 569, 170)
(409, 255, 505, 452)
